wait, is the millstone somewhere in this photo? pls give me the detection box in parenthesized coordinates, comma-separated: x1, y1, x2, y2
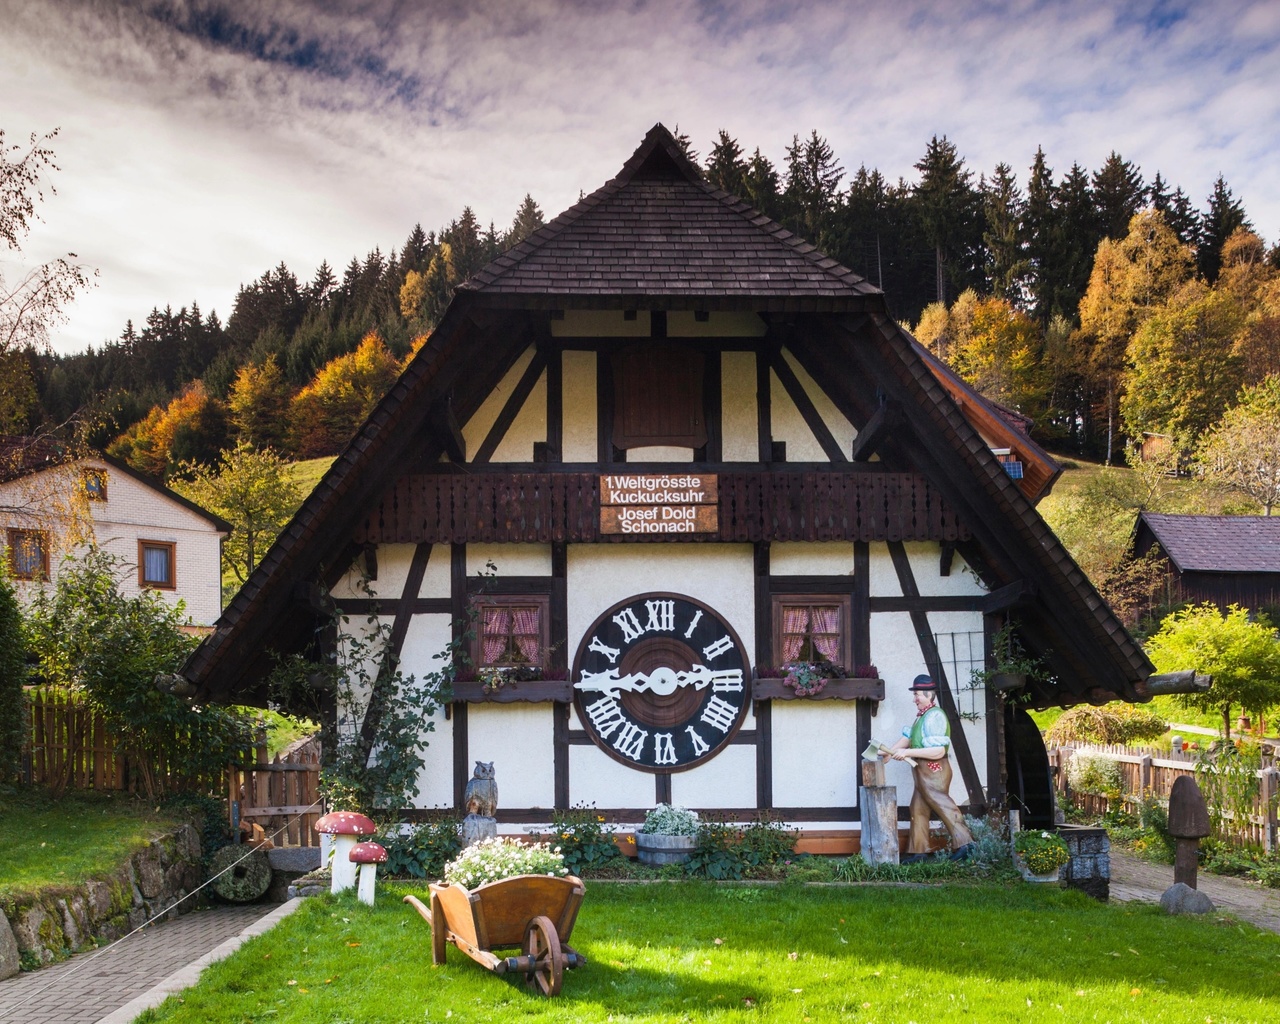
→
(209, 845, 272, 903)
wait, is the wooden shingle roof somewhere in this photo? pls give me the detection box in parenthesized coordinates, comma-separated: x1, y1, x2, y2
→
(1137, 513, 1280, 573)
(461, 124, 880, 311)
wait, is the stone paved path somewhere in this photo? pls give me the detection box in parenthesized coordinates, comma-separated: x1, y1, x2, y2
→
(1109, 848, 1280, 933)
(0, 903, 272, 1024)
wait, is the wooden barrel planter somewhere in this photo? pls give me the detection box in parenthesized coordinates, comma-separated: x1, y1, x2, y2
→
(634, 832, 697, 866)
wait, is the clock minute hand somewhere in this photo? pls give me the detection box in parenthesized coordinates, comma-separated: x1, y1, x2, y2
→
(575, 665, 714, 697)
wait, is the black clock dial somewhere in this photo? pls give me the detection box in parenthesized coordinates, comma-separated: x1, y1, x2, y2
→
(572, 593, 751, 773)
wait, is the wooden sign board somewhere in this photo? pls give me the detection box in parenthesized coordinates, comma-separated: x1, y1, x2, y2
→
(599, 474, 718, 535)
(599, 474, 718, 505)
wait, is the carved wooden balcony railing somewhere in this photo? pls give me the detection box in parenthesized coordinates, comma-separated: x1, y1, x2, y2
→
(353, 470, 969, 546)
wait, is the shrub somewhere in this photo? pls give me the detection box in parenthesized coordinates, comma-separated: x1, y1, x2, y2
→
(538, 806, 621, 875)
(1014, 830, 1070, 874)
(639, 803, 699, 836)
(1045, 703, 1168, 745)
(1066, 753, 1123, 797)
(443, 837, 567, 889)
(963, 814, 1012, 869)
(686, 816, 797, 880)
(0, 567, 26, 785)
(379, 819, 462, 880)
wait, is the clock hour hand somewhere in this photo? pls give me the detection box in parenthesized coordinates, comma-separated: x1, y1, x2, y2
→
(576, 664, 714, 697)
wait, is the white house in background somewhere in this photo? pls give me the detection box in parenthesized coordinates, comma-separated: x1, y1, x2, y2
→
(0, 437, 230, 628)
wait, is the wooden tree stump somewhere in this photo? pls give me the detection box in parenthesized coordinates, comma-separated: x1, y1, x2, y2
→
(860, 784, 899, 865)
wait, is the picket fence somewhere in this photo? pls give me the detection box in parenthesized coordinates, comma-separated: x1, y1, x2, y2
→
(21, 687, 321, 847)
(1049, 741, 1279, 852)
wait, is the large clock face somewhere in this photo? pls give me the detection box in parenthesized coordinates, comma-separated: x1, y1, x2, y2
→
(572, 593, 751, 773)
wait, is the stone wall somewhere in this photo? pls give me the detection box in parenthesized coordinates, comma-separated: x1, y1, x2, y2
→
(1059, 823, 1110, 901)
(0, 823, 203, 976)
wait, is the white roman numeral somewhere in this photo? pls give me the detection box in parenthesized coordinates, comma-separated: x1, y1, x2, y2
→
(702, 634, 734, 661)
(685, 725, 710, 757)
(588, 634, 621, 664)
(585, 695, 627, 739)
(653, 732, 677, 765)
(683, 609, 703, 638)
(711, 669, 744, 692)
(613, 607, 644, 644)
(700, 695, 738, 733)
(645, 599, 675, 633)
(613, 721, 648, 760)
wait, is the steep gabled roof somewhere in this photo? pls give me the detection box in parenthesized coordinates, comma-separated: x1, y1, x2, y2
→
(1136, 513, 1280, 573)
(462, 124, 880, 310)
(179, 124, 1151, 708)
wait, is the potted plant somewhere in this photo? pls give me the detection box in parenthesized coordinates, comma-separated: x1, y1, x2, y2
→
(634, 804, 699, 866)
(782, 661, 829, 697)
(977, 622, 1043, 692)
(1012, 829, 1070, 882)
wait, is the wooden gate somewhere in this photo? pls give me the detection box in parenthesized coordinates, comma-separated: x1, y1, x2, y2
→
(228, 734, 323, 848)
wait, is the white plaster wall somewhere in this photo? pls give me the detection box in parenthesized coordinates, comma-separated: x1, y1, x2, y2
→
(670, 746, 756, 808)
(401, 613, 455, 808)
(926, 609, 989, 791)
(561, 351, 597, 461)
(667, 312, 767, 337)
(467, 544, 552, 577)
(566, 544, 755, 661)
(903, 542, 987, 598)
(770, 542, 855, 576)
(463, 347, 536, 456)
(569, 745, 658, 808)
(0, 460, 225, 625)
(782, 349, 856, 456)
(552, 310, 650, 337)
(720, 351, 759, 462)
(419, 545, 452, 599)
(468, 705, 555, 809)
(491, 370, 546, 463)
(771, 702, 860, 807)
(867, 543, 903, 597)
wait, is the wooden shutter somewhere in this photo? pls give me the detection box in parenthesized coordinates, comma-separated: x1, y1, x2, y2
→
(611, 344, 708, 449)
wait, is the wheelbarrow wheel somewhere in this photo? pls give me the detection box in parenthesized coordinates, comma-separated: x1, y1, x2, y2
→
(522, 915, 565, 996)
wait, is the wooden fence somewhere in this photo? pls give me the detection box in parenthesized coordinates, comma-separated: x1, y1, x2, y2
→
(22, 688, 322, 847)
(1050, 742, 1279, 851)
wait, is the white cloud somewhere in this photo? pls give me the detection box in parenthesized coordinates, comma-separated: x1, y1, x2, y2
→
(2, 0, 1277, 353)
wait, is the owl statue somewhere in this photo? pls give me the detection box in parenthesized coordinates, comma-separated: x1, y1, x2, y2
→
(463, 760, 498, 818)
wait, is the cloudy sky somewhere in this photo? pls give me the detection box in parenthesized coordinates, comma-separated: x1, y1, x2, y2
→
(4, 0, 1278, 354)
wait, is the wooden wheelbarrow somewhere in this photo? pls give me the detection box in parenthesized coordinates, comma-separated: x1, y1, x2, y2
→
(404, 874, 587, 996)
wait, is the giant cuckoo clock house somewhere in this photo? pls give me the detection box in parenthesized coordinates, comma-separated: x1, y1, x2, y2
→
(181, 125, 1158, 847)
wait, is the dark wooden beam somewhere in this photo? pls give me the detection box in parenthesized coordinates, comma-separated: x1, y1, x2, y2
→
(855, 540, 873, 741)
(756, 347, 772, 462)
(770, 350, 848, 463)
(333, 597, 451, 616)
(357, 542, 433, 751)
(430, 396, 466, 463)
(887, 540, 986, 811)
(545, 343, 563, 462)
(451, 543, 468, 809)
(981, 580, 1033, 614)
(699, 348, 722, 462)
(754, 541, 772, 810)
(850, 401, 903, 462)
(473, 349, 548, 464)
(939, 542, 956, 578)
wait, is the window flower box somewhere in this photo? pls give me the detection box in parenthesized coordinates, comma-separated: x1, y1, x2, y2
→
(751, 677, 885, 701)
(448, 680, 574, 704)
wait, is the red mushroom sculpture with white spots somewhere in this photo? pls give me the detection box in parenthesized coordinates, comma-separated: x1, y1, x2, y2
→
(349, 841, 388, 906)
(315, 811, 376, 894)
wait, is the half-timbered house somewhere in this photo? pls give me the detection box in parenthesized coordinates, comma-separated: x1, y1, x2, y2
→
(179, 125, 1156, 844)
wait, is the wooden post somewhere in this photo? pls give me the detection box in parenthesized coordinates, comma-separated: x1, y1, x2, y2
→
(1261, 767, 1278, 855)
(1139, 754, 1153, 797)
(859, 760, 899, 865)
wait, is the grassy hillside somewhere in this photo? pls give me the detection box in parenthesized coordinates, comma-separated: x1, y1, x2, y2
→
(283, 456, 336, 499)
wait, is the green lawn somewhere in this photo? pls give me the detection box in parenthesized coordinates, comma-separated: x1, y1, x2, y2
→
(137, 881, 1280, 1024)
(0, 788, 183, 900)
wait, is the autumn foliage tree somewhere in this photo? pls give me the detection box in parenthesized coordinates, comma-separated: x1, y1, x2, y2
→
(228, 355, 291, 449)
(1197, 375, 1280, 514)
(108, 381, 228, 477)
(288, 332, 400, 458)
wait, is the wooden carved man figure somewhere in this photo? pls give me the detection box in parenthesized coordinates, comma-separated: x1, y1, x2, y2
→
(884, 674, 974, 863)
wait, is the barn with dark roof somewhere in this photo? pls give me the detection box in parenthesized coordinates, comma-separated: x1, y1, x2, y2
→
(1132, 512, 1280, 615)
(176, 125, 1157, 845)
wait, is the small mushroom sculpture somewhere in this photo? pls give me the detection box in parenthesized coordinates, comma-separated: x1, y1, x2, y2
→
(315, 811, 377, 894)
(349, 841, 388, 906)
(1167, 775, 1211, 889)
